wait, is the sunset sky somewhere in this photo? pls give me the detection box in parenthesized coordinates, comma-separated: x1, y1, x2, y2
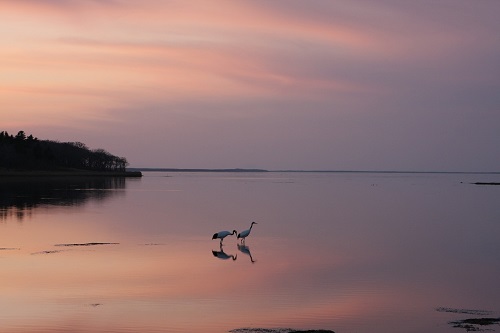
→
(1, 0, 499, 171)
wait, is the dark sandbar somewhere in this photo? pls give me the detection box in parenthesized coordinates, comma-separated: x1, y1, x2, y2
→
(54, 242, 120, 247)
(230, 329, 334, 333)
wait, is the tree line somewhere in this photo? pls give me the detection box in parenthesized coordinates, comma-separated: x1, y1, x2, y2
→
(0, 130, 128, 171)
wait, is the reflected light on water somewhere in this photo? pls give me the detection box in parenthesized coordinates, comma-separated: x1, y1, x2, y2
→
(1, 172, 500, 332)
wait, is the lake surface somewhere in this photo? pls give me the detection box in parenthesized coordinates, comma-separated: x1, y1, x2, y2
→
(1, 172, 500, 333)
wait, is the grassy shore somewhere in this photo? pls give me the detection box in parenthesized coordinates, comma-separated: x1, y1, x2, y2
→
(0, 169, 142, 177)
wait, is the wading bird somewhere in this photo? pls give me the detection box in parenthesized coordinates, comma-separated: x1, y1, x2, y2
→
(237, 222, 257, 243)
(212, 230, 237, 245)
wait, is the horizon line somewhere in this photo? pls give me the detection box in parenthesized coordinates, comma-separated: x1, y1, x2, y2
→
(127, 167, 500, 175)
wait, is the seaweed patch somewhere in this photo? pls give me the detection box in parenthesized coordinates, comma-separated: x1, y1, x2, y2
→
(449, 317, 500, 331)
(54, 242, 119, 247)
(31, 250, 65, 255)
(230, 329, 295, 333)
(437, 307, 493, 316)
(230, 329, 334, 333)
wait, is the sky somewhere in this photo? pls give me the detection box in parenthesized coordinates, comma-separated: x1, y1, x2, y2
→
(1, 0, 499, 171)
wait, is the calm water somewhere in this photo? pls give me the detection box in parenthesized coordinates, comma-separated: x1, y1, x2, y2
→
(1, 172, 499, 333)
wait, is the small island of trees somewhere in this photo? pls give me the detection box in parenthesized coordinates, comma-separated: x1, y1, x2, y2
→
(0, 130, 137, 175)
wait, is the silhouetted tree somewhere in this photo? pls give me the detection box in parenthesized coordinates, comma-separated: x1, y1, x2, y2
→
(0, 130, 129, 172)
(15, 131, 26, 141)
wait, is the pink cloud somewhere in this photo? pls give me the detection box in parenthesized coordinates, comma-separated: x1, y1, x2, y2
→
(1, 0, 499, 170)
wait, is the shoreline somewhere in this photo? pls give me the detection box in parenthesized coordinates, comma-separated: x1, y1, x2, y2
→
(0, 169, 142, 177)
(131, 168, 500, 175)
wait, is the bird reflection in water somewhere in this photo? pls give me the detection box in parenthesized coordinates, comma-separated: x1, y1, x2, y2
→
(211, 244, 257, 263)
(237, 243, 256, 263)
(211, 221, 258, 263)
(212, 245, 237, 261)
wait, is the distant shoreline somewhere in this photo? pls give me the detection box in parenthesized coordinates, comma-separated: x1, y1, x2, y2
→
(130, 168, 500, 175)
(130, 168, 269, 173)
(0, 169, 142, 177)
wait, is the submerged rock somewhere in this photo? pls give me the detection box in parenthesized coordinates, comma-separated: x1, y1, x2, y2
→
(290, 331, 335, 333)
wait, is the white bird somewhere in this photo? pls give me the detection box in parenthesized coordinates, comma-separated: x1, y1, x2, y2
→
(237, 222, 257, 243)
(212, 229, 237, 245)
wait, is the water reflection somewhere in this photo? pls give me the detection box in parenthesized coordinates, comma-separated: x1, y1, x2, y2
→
(237, 243, 256, 263)
(212, 245, 237, 261)
(0, 177, 127, 221)
(2, 172, 500, 333)
(212, 244, 257, 263)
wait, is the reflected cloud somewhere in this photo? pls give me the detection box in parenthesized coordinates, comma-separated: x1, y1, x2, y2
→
(237, 243, 256, 263)
(0, 177, 128, 221)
